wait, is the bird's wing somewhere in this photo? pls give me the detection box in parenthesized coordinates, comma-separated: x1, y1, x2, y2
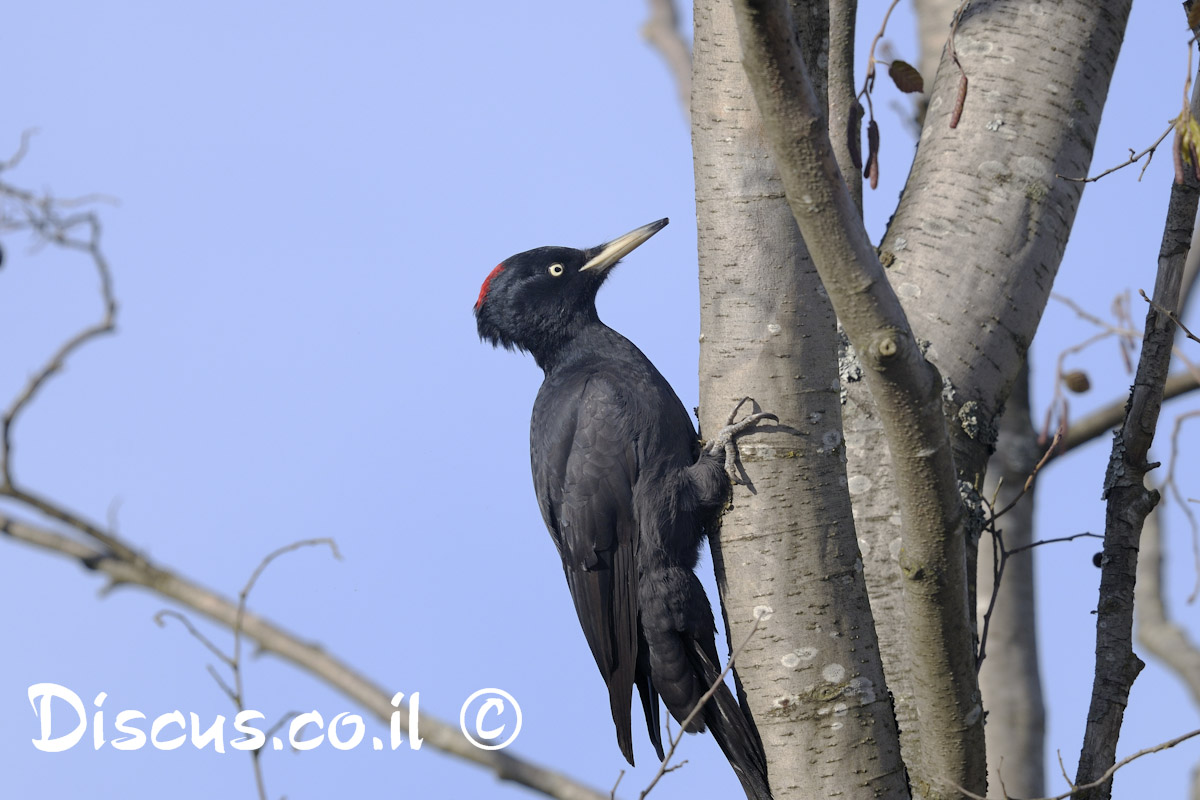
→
(531, 371, 642, 763)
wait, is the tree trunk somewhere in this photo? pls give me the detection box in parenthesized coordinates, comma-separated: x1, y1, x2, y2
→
(693, 2, 906, 797)
(978, 364, 1046, 797)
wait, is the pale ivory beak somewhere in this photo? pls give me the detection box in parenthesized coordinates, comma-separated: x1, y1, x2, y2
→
(580, 218, 669, 273)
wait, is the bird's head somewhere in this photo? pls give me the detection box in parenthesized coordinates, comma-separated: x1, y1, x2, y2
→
(474, 218, 668, 362)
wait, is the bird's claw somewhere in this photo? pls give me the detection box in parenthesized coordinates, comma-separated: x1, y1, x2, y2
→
(705, 397, 777, 485)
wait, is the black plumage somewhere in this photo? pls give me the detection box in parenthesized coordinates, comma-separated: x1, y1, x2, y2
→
(474, 218, 770, 800)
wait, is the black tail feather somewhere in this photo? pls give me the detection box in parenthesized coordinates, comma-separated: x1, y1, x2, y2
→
(636, 631, 666, 761)
(635, 662, 666, 762)
(688, 641, 772, 800)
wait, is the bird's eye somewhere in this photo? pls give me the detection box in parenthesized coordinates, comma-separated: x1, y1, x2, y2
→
(548, 263, 564, 277)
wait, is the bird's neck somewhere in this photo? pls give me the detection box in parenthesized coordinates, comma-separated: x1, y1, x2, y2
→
(532, 318, 623, 374)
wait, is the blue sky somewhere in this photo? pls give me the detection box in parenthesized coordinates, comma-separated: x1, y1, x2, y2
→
(1, 3, 1197, 799)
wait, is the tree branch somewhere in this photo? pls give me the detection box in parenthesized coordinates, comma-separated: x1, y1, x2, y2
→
(1136, 508, 1200, 707)
(642, 0, 691, 115)
(1055, 371, 1200, 458)
(1055, 125, 1172, 184)
(0, 175, 117, 491)
(0, 512, 611, 800)
(1074, 65, 1200, 798)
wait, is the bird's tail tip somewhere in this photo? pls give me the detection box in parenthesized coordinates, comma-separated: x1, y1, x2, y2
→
(690, 645, 772, 800)
(706, 684, 772, 800)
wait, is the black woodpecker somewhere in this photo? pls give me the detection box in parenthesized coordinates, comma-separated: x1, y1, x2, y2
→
(474, 218, 772, 800)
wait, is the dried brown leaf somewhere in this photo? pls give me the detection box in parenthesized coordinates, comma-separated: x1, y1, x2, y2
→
(1064, 370, 1091, 394)
(887, 60, 924, 94)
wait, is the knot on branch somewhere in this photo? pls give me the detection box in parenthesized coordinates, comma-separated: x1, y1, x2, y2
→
(865, 328, 911, 369)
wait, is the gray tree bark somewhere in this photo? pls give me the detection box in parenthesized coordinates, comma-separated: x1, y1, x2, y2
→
(693, 2, 907, 797)
(692, 1, 1138, 797)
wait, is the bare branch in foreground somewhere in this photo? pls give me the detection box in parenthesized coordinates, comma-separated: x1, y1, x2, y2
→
(991, 427, 1062, 523)
(0, 153, 132, 562)
(1, 513, 612, 800)
(610, 769, 625, 800)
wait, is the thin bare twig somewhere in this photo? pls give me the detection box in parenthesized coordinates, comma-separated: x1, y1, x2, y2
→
(1039, 330, 1113, 445)
(236, 538, 341, 800)
(1043, 292, 1200, 459)
(1006, 531, 1103, 559)
(857, 0, 904, 108)
(991, 428, 1062, 522)
(0, 195, 117, 489)
(952, 727, 1200, 800)
(1058, 125, 1174, 183)
(853, 0, 906, 187)
(0, 128, 38, 173)
(156, 540, 340, 800)
(154, 609, 234, 668)
(263, 711, 301, 743)
(1057, 750, 1075, 792)
(0, 136, 124, 560)
(610, 770, 625, 800)
(1, 484, 140, 566)
(1141, 287, 1200, 344)
(976, 422, 1099, 671)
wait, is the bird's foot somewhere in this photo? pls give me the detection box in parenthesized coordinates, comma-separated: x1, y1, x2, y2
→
(705, 397, 777, 485)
